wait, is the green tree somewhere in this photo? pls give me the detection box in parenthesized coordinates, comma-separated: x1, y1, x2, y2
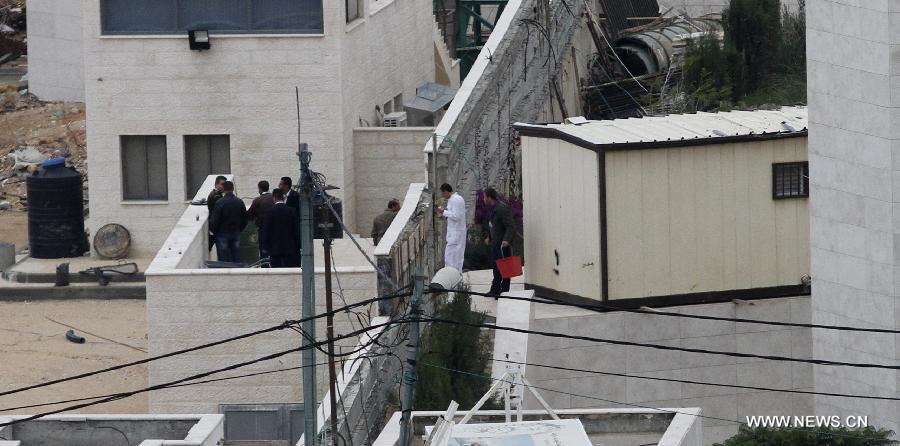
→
(715, 425, 896, 446)
(413, 286, 495, 410)
(723, 0, 782, 97)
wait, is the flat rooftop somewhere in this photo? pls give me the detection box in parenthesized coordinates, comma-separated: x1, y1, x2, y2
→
(373, 408, 702, 446)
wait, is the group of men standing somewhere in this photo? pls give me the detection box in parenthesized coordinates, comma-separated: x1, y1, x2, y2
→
(206, 176, 302, 267)
(437, 183, 517, 296)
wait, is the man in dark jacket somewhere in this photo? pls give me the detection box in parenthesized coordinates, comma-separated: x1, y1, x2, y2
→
(247, 180, 274, 259)
(279, 176, 300, 211)
(263, 188, 301, 268)
(371, 199, 400, 245)
(483, 187, 516, 295)
(206, 175, 227, 250)
(210, 181, 248, 263)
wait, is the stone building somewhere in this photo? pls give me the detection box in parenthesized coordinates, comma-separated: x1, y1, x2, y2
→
(82, 0, 437, 256)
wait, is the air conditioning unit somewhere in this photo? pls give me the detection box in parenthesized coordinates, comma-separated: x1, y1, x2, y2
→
(383, 111, 407, 127)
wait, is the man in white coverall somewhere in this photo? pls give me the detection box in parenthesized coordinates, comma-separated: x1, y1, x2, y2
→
(436, 183, 466, 272)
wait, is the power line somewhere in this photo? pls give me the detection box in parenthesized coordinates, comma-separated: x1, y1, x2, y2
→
(308, 172, 399, 290)
(490, 358, 900, 402)
(450, 288, 900, 335)
(0, 293, 407, 399)
(0, 318, 407, 428)
(416, 316, 900, 371)
(422, 362, 894, 443)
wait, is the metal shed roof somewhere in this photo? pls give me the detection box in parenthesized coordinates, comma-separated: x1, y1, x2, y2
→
(514, 106, 808, 150)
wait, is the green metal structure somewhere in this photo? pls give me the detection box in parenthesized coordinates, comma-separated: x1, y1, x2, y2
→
(454, 0, 509, 78)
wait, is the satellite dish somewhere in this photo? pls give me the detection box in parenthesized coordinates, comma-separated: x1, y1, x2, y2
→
(93, 223, 131, 259)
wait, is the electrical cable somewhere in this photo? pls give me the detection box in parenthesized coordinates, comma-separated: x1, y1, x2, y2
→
(490, 358, 900, 402)
(414, 316, 900, 371)
(449, 288, 900, 335)
(0, 318, 409, 428)
(0, 292, 409, 399)
(421, 362, 895, 443)
(308, 173, 399, 290)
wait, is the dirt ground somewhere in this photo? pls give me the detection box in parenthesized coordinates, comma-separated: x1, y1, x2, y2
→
(0, 299, 149, 415)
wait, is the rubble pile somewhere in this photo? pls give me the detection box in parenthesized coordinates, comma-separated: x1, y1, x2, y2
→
(0, 94, 86, 211)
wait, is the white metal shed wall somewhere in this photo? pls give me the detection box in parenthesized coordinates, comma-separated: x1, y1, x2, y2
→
(521, 136, 602, 299)
(605, 137, 809, 299)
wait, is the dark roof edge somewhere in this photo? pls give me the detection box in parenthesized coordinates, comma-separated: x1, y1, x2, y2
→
(513, 124, 808, 153)
(525, 283, 810, 311)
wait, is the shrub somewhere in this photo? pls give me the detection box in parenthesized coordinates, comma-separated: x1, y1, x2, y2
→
(715, 425, 896, 446)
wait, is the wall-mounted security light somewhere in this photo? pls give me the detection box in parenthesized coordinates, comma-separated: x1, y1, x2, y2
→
(188, 30, 210, 51)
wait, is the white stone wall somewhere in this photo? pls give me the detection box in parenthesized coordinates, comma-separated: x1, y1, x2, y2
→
(340, 0, 436, 232)
(145, 269, 378, 413)
(526, 297, 811, 444)
(807, 0, 900, 434)
(84, 0, 434, 256)
(353, 127, 431, 235)
(26, 0, 85, 102)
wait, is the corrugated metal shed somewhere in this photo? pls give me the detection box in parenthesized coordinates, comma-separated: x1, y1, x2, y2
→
(599, 0, 661, 35)
(515, 106, 808, 147)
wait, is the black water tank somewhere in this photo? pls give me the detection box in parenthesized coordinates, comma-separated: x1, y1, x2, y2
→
(27, 158, 88, 258)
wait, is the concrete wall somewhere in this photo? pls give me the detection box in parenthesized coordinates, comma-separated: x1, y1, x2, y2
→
(145, 269, 377, 413)
(340, 0, 435, 233)
(25, 0, 85, 102)
(606, 138, 809, 299)
(0, 415, 224, 446)
(807, 0, 900, 434)
(84, 0, 434, 256)
(526, 296, 812, 444)
(353, 127, 431, 238)
(145, 175, 380, 413)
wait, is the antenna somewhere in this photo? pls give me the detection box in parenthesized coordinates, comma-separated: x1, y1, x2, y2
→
(295, 86, 301, 143)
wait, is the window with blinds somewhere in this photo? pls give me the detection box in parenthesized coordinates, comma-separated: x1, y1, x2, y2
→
(101, 0, 324, 34)
(772, 161, 809, 199)
(185, 135, 231, 200)
(121, 136, 168, 201)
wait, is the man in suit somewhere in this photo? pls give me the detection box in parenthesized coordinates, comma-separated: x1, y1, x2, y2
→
(482, 187, 516, 295)
(210, 181, 248, 263)
(247, 180, 274, 259)
(279, 176, 300, 211)
(371, 198, 400, 245)
(206, 175, 227, 250)
(263, 188, 301, 268)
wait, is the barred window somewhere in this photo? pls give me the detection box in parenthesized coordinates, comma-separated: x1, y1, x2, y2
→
(772, 162, 809, 199)
(102, 0, 324, 35)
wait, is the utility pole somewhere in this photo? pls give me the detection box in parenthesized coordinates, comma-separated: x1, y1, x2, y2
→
(320, 207, 340, 446)
(297, 86, 318, 446)
(399, 265, 425, 446)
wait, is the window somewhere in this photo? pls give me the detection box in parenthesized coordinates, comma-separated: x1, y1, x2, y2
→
(185, 135, 231, 199)
(101, 0, 324, 35)
(121, 136, 168, 201)
(347, 0, 361, 22)
(772, 161, 809, 199)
